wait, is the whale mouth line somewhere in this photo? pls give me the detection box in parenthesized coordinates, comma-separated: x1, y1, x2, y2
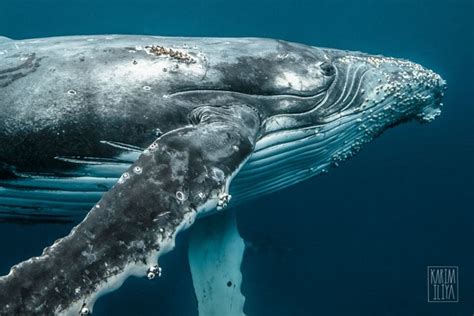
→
(167, 88, 328, 100)
(312, 63, 370, 115)
(258, 64, 370, 135)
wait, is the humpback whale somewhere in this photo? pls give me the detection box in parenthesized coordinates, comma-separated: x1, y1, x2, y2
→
(0, 35, 446, 315)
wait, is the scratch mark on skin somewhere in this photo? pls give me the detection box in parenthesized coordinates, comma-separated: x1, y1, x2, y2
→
(0, 53, 42, 87)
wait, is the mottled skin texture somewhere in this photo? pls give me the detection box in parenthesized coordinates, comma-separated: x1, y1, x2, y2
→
(0, 36, 331, 174)
(0, 35, 445, 314)
(0, 104, 260, 314)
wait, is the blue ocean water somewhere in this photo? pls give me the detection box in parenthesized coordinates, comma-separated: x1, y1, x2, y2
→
(0, 0, 473, 315)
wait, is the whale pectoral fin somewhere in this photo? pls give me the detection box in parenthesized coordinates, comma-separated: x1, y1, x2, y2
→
(188, 210, 246, 316)
(0, 104, 260, 315)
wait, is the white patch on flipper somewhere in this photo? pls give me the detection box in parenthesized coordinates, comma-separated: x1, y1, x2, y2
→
(58, 156, 249, 315)
(188, 210, 246, 316)
(57, 210, 199, 315)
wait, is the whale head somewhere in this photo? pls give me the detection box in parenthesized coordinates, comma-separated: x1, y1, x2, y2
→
(261, 47, 447, 135)
(232, 44, 446, 200)
(325, 49, 447, 125)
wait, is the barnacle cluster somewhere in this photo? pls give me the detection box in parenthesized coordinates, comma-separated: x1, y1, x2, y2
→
(146, 265, 162, 280)
(145, 45, 195, 64)
(327, 56, 446, 168)
(217, 192, 231, 210)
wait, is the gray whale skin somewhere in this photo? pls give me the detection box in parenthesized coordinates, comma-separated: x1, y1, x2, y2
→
(0, 35, 446, 315)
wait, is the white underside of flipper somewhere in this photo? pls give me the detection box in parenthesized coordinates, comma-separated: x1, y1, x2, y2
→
(188, 210, 246, 316)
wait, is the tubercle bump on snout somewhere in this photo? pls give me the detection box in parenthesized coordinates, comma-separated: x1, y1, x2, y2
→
(329, 53, 447, 123)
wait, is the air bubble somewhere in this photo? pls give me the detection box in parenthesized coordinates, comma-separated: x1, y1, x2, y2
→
(133, 166, 142, 174)
(67, 90, 77, 95)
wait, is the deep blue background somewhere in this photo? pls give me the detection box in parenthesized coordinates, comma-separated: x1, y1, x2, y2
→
(0, 0, 473, 315)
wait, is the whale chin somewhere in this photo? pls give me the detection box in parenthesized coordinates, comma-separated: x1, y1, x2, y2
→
(229, 95, 444, 204)
(415, 78, 446, 124)
(416, 105, 442, 124)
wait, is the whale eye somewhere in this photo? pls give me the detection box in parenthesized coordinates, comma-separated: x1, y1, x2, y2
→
(320, 62, 335, 76)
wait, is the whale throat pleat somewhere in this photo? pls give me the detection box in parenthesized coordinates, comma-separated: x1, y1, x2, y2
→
(231, 110, 365, 202)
